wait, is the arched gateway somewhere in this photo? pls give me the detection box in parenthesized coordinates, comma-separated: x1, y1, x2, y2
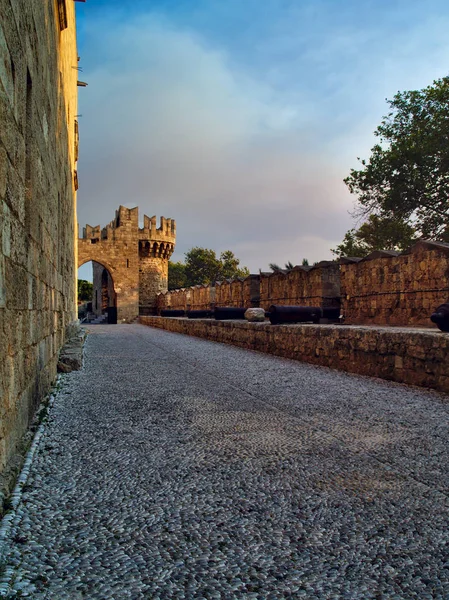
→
(78, 206, 176, 322)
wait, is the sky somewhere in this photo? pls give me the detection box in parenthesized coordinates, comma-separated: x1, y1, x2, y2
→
(75, 0, 449, 279)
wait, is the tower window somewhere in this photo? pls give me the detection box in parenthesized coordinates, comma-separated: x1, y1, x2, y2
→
(57, 0, 68, 30)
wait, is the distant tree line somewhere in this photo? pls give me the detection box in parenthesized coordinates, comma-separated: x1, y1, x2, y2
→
(168, 247, 249, 289)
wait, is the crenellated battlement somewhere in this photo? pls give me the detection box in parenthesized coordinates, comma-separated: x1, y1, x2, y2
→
(81, 207, 176, 250)
(83, 224, 101, 240)
(139, 215, 176, 244)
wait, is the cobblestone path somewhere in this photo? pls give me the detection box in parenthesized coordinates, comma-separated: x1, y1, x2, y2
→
(1, 324, 449, 599)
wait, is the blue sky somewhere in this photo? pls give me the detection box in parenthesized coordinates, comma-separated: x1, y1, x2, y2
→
(76, 0, 449, 278)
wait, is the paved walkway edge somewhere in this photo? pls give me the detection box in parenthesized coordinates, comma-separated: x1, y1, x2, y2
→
(140, 317, 449, 395)
(0, 381, 60, 595)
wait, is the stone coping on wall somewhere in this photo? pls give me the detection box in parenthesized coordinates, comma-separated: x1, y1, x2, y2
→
(139, 317, 449, 396)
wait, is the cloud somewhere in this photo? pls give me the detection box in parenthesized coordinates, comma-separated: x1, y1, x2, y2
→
(77, 13, 354, 271)
(76, 3, 449, 273)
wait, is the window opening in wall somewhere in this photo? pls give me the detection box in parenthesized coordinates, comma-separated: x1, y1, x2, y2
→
(74, 120, 79, 161)
(57, 0, 68, 30)
(127, 259, 129, 268)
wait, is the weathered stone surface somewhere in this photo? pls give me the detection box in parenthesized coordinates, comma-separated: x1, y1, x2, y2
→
(156, 274, 262, 313)
(140, 317, 449, 394)
(341, 241, 449, 327)
(57, 327, 86, 373)
(245, 307, 265, 322)
(158, 241, 449, 329)
(0, 1, 78, 478)
(260, 262, 340, 311)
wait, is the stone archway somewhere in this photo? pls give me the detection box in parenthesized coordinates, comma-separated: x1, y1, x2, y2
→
(77, 248, 138, 323)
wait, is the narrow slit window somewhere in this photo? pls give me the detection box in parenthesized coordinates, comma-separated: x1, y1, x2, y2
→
(25, 69, 33, 201)
(57, 0, 68, 30)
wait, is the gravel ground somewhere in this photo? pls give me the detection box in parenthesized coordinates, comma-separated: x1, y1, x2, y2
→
(1, 323, 449, 599)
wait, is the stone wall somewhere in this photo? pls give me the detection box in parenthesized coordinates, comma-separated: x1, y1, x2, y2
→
(215, 280, 232, 307)
(190, 285, 213, 310)
(244, 275, 261, 307)
(0, 0, 78, 481)
(341, 241, 449, 326)
(159, 241, 448, 327)
(140, 317, 449, 395)
(260, 262, 340, 310)
(157, 275, 261, 312)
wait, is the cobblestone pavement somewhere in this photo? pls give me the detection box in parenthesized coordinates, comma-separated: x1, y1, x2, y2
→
(1, 324, 449, 599)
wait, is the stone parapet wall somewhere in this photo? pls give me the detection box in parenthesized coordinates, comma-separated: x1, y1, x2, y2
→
(215, 281, 232, 307)
(190, 285, 213, 310)
(341, 241, 449, 326)
(158, 275, 261, 312)
(0, 1, 78, 481)
(159, 241, 449, 327)
(140, 317, 449, 395)
(260, 262, 340, 311)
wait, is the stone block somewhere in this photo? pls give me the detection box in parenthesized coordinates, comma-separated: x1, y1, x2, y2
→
(245, 308, 265, 322)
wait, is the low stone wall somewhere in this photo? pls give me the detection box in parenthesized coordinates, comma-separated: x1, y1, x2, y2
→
(140, 317, 449, 395)
(190, 285, 212, 310)
(341, 241, 449, 327)
(260, 262, 340, 311)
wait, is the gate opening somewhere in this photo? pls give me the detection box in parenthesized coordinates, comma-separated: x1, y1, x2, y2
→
(77, 261, 117, 324)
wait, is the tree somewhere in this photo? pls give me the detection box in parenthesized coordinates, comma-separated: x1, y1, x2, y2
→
(184, 247, 222, 285)
(344, 76, 449, 240)
(269, 261, 295, 272)
(168, 261, 188, 290)
(219, 250, 250, 280)
(169, 247, 250, 288)
(331, 214, 417, 258)
(301, 258, 309, 266)
(77, 279, 93, 303)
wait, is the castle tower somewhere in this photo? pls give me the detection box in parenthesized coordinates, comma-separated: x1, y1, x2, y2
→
(78, 207, 176, 321)
(138, 215, 176, 314)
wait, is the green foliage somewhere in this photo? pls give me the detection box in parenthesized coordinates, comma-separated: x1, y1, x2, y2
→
(219, 250, 250, 280)
(331, 214, 417, 258)
(169, 248, 249, 288)
(269, 261, 296, 272)
(77, 279, 93, 302)
(184, 247, 222, 286)
(168, 261, 188, 290)
(344, 76, 449, 240)
(301, 258, 309, 266)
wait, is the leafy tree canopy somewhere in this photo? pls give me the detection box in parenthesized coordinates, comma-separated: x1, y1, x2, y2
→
(77, 279, 93, 302)
(168, 248, 249, 288)
(168, 261, 188, 290)
(331, 214, 417, 258)
(344, 76, 449, 240)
